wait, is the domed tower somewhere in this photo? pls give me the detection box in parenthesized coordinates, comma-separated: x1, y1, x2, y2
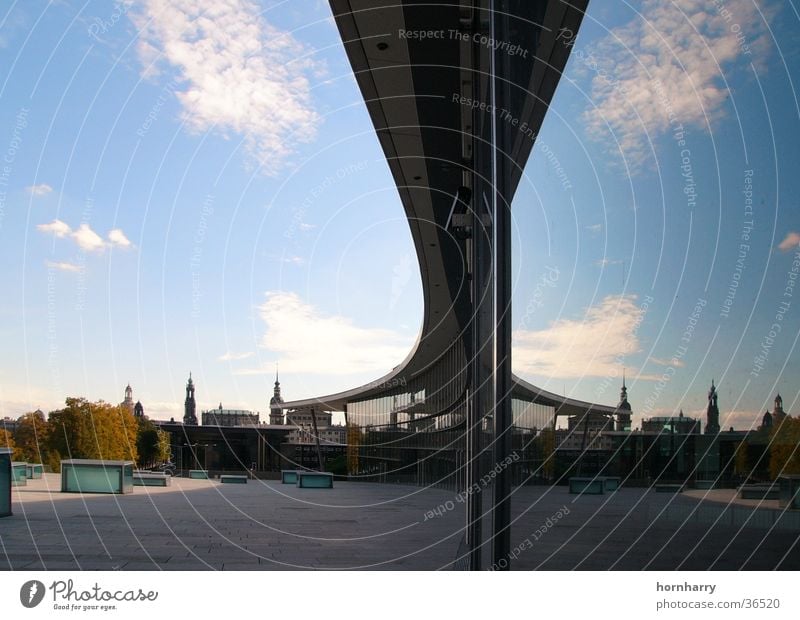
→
(705, 379, 720, 434)
(269, 365, 285, 425)
(134, 401, 145, 419)
(121, 383, 134, 415)
(761, 410, 773, 430)
(615, 371, 632, 431)
(772, 393, 786, 425)
(183, 373, 198, 425)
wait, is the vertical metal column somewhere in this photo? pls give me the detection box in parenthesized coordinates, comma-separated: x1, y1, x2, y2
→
(490, 0, 513, 570)
(466, 0, 496, 571)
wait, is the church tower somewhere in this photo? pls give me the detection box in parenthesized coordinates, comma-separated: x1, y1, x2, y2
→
(269, 366, 285, 425)
(772, 393, 786, 425)
(184, 373, 198, 425)
(705, 379, 720, 434)
(615, 371, 632, 431)
(134, 400, 145, 419)
(121, 383, 134, 415)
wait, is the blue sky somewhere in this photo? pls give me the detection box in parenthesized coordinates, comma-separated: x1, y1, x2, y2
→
(0, 0, 798, 429)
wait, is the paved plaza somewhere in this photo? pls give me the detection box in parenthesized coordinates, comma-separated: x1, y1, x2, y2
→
(2, 474, 799, 570)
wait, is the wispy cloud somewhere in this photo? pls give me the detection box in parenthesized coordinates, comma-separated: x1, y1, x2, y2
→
(585, 223, 602, 234)
(649, 356, 685, 368)
(36, 219, 71, 238)
(218, 351, 255, 362)
(778, 231, 800, 252)
(26, 183, 53, 196)
(595, 258, 623, 267)
(580, 0, 776, 168)
(240, 291, 412, 375)
(513, 295, 645, 379)
(130, 0, 323, 173)
(281, 255, 305, 265)
(45, 261, 82, 273)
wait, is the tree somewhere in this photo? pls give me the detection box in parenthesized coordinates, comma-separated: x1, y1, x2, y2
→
(1, 427, 23, 461)
(534, 428, 556, 480)
(769, 417, 800, 480)
(13, 410, 50, 463)
(47, 398, 138, 464)
(325, 454, 347, 476)
(734, 438, 750, 479)
(136, 418, 171, 468)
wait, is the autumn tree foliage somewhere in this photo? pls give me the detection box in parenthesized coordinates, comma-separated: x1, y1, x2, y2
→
(770, 417, 800, 480)
(1, 426, 22, 460)
(13, 410, 50, 463)
(47, 398, 138, 467)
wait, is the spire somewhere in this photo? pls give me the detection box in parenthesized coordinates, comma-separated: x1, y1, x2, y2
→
(183, 371, 197, 425)
(275, 362, 280, 386)
(705, 378, 720, 434)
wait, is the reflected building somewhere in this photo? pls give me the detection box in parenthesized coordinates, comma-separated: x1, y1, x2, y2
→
(615, 374, 632, 431)
(705, 380, 720, 434)
(642, 410, 700, 434)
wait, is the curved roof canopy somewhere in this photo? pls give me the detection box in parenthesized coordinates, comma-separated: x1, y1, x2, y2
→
(282, 0, 616, 418)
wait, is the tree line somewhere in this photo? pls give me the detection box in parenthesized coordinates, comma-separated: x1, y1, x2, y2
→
(1, 397, 171, 472)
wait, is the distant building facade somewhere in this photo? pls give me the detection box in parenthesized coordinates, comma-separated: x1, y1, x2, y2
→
(642, 411, 700, 434)
(202, 403, 260, 427)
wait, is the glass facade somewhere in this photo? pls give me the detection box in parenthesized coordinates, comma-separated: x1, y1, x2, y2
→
(344, 338, 559, 491)
(11, 462, 27, 487)
(346, 340, 468, 488)
(26, 463, 44, 479)
(61, 460, 134, 494)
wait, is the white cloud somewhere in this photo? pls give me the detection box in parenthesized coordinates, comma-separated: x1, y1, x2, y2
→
(281, 255, 305, 265)
(218, 351, 255, 362)
(580, 0, 776, 168)
(36, 219, 71, 238)
(130, 0, 323, 173)
(242, 292, 412, 375)
(585, 223, 602, 234)
(37, 220, 134, 253)
(71, 223, 107, 252)
(45, 261, 82, 273)
(513, 295, 646, 379)
(26, 183, 53, 196)
(107, 228, 132, 248)
(778, 231, 800, 252)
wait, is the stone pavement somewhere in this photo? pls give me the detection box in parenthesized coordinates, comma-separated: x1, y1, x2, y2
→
(2, 474, 798, 570)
